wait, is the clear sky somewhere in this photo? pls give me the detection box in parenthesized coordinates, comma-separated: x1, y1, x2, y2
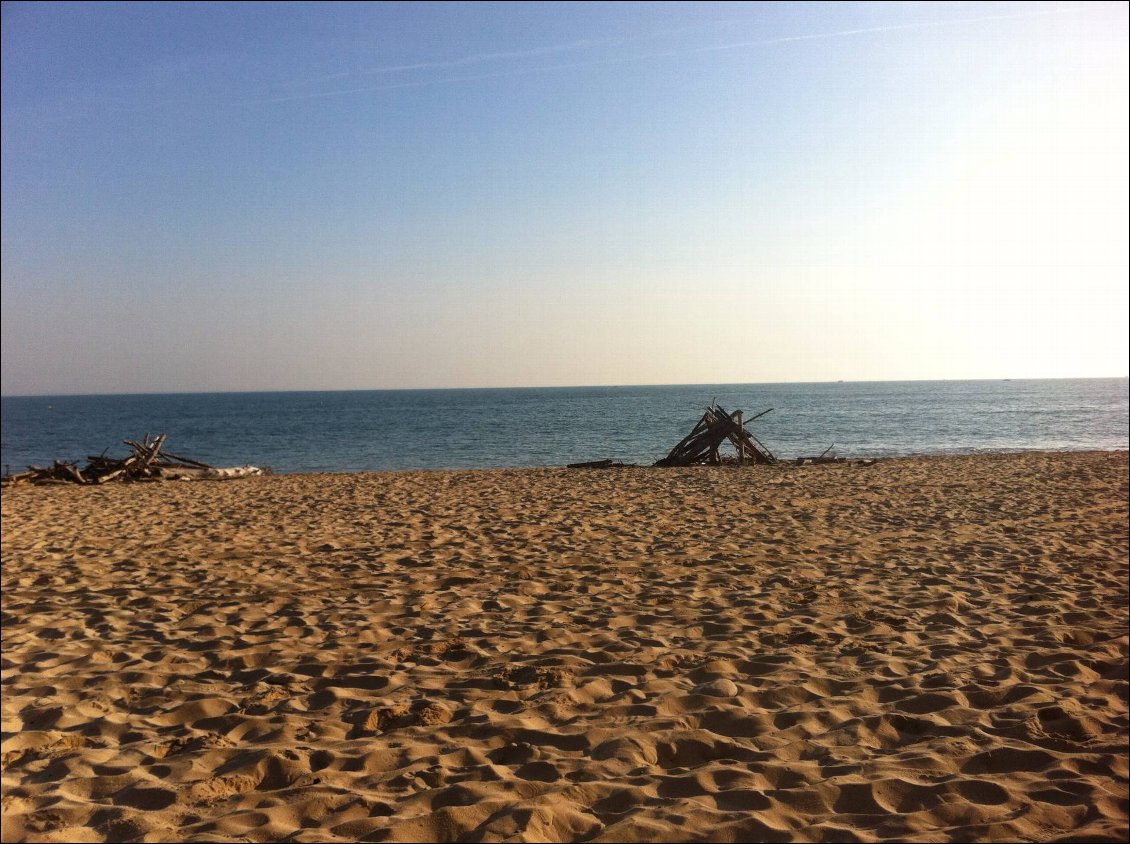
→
(2, 1, 1127, 395)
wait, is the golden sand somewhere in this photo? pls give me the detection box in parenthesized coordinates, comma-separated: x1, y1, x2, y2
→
(2, 451, 1127, 842)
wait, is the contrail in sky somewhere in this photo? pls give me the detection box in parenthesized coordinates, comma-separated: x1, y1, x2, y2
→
(314, 38, 626, 80)
(297, 17, 756, 83)
(248, 6, 1074, 106)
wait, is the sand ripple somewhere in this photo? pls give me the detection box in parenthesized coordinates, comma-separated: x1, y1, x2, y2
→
(2, 451, 1127, 842)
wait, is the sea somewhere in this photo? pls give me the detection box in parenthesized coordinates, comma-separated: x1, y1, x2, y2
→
(1, 379, 1127, 475)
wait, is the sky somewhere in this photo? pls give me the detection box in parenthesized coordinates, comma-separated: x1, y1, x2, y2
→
(1, 1, 1127, 395)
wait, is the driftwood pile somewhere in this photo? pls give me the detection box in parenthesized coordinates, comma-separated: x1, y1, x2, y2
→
(566, 459, 632, 469)
(655, 405, 777, 467)
(2, 434, 266, 487)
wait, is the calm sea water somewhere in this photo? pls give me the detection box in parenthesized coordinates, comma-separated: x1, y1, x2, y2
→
(1, 380, 1126, 474)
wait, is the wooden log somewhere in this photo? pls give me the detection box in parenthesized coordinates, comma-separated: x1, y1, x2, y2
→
(125, 435, 164, 458)
(736, 410, 744, 466)
(748, 434, 776, 464)
(1, 470, 37, 486)
(120, 434, 167, 478)
(141, 434, 167, 470)
(722, 411, 771, 464)
(158, 450, 213, 469)
(96, 454, 139, 484)
(710, 407, 775, 465)
(671, 430, 715, 458)
(662, 415, 711, 457)
(663, 427, 727, 465)
(59, 463, 86, 484)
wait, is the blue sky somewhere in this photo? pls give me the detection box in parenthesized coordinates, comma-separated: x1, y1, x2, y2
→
(2, 1, 1127, 394)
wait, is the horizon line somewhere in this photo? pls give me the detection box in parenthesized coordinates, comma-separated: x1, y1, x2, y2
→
(3, 374, 1128, 400)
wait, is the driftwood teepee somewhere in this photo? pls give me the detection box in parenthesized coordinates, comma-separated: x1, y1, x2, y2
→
(1, 434, 265, 486)
(655, 405, 776, 467)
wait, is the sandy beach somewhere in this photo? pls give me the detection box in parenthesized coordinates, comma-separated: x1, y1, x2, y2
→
(1, 450, 1126, 842)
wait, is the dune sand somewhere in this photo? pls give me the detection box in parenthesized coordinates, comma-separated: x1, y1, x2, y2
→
(2, 450, 1127, 842)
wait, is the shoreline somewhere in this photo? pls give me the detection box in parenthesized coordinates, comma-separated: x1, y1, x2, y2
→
(5, 447, 1128, 485)
(3, 450, 1127, 842)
